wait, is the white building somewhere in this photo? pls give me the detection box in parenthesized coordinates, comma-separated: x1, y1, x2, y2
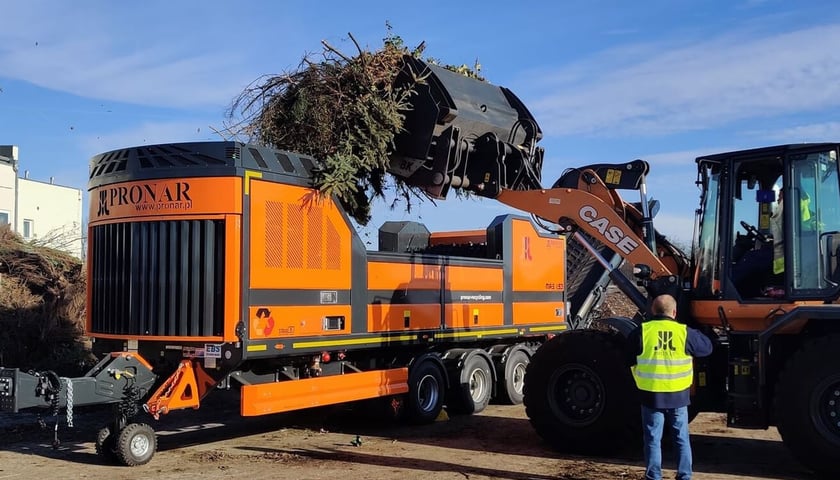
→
(0, 145, 84, 258)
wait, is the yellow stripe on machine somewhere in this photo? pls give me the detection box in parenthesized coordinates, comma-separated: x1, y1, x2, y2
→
(436, 328, 519, 339)
(529, 325, 568, 332)
(246, 344, 268, 352)
(244, 170, 263, 195)
(293, 334, 418, 349)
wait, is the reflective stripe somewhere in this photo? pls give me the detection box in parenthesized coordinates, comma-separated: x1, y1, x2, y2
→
(636, 358, 693, 366)
(634, 370, 693, 380)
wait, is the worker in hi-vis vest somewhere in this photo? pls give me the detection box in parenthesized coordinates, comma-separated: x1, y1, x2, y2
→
(627, 294, 713, 480)
(770, 187, 813, 276)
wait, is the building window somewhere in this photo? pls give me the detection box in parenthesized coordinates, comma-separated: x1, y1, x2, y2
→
(0, 211, 8, 225)
(23, 219, 34, 239)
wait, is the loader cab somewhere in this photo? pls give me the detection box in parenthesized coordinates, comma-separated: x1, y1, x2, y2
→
(693, 144, 840, 302)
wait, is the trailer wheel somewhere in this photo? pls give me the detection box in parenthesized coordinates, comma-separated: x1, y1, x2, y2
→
(775, 334, 840, 478)
(523, 330, 639, 454)
(115, 423, 157, 466)
(497, 349, 529, 405)
(405, 360, 445, 424)
(95, 426, 117, 462)
(448, 351, 493, 415)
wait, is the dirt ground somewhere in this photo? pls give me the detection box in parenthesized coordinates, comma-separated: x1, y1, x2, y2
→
(0, 390, 815, 480)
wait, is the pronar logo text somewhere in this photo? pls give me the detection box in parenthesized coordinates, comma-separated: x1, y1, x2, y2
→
(97, 182, 192, 216)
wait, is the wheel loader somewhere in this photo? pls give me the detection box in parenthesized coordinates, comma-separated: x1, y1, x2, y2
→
(2, 55, 839, 477)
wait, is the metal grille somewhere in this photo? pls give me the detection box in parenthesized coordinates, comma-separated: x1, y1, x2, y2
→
(265, 201, 284, 268)
(307, 205, 323, 269)
(90, 220, 225, 337)
(326, 220, 341, 270)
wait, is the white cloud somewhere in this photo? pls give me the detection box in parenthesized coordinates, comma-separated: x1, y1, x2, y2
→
(754, 122, 840, 142)
(0, 2, 294, 109)
(528, 23, 840, 137)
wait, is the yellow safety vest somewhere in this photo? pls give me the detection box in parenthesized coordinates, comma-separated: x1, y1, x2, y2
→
(771, 197, 813, 275)
(632, 320, 693, 393)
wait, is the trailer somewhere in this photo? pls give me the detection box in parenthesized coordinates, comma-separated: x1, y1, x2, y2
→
(0, 58, 567, 466)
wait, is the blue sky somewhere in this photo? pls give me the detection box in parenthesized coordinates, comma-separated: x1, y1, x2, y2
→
(3, 1, 840, 247)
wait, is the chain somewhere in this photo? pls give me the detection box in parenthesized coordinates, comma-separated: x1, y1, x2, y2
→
(62, 377, 74, 428)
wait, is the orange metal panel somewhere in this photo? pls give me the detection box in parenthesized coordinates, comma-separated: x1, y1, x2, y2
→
(368, 304, 441, 332)
(444, 265, 503, 291)
(445, 303, 504, 328)
(89, 177, 242, 222)
(248, 305, 352, 339)
(690, 299, 818, 333)
(368, 262, 441, 290)
(510, 219, 566, 292)
(429, 229, 487, 245)
(241, 368, 409, 416)
(224, 214, 242, 342)
(249, 180, 352, 290)
(512, 302, 566, 326)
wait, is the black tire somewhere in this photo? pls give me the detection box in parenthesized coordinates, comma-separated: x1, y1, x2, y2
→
(95, 426, 117, 462)
(448, 352, 493, 415)
(523, 330, 640, 454)
(405, 360, 445, 424)
(497, 349, 529, 405)
(775, 334, 840, 478)
(115, 423, 157, 467)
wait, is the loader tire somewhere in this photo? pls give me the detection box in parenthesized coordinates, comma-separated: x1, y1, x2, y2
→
(447, 351, 493, 415)
(405, 360, 445, 424)
(115, 423, 157, 467)
(523, 330, 640, 454)
(775, 334, 840, 478)
(497, 349, 529, 405)
(95, 426, 117, 462)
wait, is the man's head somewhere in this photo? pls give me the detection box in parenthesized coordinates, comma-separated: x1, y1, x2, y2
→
(650, 294, 677, 318)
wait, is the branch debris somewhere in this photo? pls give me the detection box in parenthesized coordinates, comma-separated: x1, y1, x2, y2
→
(225, 26, 483, 225)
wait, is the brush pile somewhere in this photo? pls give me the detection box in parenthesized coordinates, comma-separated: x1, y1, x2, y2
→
(226, 28, 482, 225)
(0, 225, 91, 375)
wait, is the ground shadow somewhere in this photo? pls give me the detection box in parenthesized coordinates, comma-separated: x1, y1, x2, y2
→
(239, 445, 561, 480)
(0, 393, 820, 479)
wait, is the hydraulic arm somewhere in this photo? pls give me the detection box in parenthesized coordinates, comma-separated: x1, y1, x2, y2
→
(386, 56, 689, 323)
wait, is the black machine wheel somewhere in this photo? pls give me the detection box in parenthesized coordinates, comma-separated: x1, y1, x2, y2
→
(95, 426, 117, 462)
(523, 330, 640, 454)
(405, 360, 446, 424)
(115, 423, 157, 467)
(775, 334, 840, 478)
(497, 349, 529, 405)
(448, 351, 494, 415)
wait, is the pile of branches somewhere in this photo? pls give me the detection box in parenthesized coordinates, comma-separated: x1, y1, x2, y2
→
(226, 29, 481, 225)
(0, 225, 91, 375)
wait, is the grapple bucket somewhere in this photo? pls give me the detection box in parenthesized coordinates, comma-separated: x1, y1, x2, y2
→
(389, 56, 544, 199)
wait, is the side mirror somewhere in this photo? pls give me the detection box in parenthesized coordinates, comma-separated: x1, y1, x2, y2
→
(820, 232, 840, 285)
